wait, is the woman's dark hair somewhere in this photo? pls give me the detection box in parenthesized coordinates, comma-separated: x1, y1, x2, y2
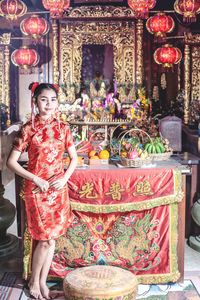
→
(29, 82, 59, 100)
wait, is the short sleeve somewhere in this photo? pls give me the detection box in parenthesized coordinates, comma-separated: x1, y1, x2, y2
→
(13, 124, 31, 152)
(65, 125, 74, 149)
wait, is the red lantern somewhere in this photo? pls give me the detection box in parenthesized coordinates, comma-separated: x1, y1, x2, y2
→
(0, 0, 27, 20)
(11, 46, 39, 69)
(42, 0, 70, 18)
(146, 13, 175, 38)
(154, 44, 182, 68)
(128, 0, 156, 19)
(20, 15, 49, 39)
(174, 0, 200, 22)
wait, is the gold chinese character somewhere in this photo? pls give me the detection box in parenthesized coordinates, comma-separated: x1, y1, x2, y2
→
(133, 180, 153, 196)
(105, 182, 125, 200)
(79, 182, 97, 199)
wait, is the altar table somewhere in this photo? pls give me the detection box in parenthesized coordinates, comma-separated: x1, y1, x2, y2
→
(22, 163, 186, 284)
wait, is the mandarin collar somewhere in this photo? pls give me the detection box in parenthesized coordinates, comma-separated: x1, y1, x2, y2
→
(34, 114, 57, 126)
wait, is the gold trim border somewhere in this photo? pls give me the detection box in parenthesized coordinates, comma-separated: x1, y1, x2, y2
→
(63, 5, 135, 19)
(137, 203, 180, 284)
(23, 226, 33, 280)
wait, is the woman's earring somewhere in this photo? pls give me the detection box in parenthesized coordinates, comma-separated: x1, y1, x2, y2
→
(34, 105, 39, 115)
(55, 108, 60, 119)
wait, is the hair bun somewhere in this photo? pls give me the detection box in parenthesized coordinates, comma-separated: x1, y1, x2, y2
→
(52, 83, 59, 93)
(29, 82, 39, 94)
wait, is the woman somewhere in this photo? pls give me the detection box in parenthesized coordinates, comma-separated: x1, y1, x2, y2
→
(7, 83, 77, 300)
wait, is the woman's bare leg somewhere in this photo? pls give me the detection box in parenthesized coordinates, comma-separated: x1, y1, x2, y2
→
(40, 240, 56, 299)
(28, 240, 51, 300)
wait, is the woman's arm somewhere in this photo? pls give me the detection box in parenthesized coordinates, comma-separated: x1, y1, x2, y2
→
(7, 149, 35, 181)
(49, 144, 78, 190)
(63, 144, 78, 182)
(7, 149, 49, 192)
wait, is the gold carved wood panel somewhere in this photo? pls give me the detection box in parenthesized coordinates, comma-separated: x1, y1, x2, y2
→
(59, 21, 136, 103)
(191, 46, 200, 101)
(0, 33, 11, 108)
(183, 34, 200, 124)
(0, 50, 4, 104)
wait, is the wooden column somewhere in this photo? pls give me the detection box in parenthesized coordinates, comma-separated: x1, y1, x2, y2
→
(0, 33, 11, 125)
(52, 19, 59, 84)
(4, 45, 10, 124)
(136, 19, 144, 86)
(184, 44, 190, 125)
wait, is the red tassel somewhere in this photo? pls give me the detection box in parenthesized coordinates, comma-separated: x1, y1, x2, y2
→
(52, 83, 60, 94)
(31, 82, 39, 94)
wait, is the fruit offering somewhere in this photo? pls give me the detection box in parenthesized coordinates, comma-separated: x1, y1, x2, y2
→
(63, 156, 84, 166)
(120, 138, 149, 160)
(88, 149, 110, 160)
(144, 137, 173, 154)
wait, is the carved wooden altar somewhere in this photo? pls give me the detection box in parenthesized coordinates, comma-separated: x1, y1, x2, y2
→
(51, 6, 144, 103)
(0, 6, 199, 127)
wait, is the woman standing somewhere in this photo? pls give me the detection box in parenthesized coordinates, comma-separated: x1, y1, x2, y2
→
(7, 83, 77, 299)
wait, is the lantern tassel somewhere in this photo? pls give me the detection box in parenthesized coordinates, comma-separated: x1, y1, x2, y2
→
(183, 16, 197, 23)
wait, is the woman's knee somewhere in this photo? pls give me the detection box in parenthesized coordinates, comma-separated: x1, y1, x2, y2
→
(48, 239, 55, 247)
(38, 240, 50, 249)
(38, 239, 55, 249)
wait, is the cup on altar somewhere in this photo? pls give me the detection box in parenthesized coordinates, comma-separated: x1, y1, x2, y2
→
(63, 265, 138, 300)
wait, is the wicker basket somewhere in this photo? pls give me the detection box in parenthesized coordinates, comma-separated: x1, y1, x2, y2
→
(149, 151, 173, 161)
(109, 123, 132, 156)
(89, 128, 108, 149)
(120, 156, 152, 167)
(119, 128, 152, 168)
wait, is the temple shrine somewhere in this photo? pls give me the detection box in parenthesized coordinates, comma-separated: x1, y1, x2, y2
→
(0, 1, 200, 299)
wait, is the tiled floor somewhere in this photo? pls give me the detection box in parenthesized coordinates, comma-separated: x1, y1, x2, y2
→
(1, 238, 200, 300)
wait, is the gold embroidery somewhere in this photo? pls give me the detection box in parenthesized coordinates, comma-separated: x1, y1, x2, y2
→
(79, 182, 98, 199)
(105, 182, 125, 201)
(133, 180, 154, 196)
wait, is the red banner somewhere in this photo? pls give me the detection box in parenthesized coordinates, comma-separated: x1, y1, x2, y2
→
(23, 167, 183, 284)
(68, 167, 183, 212)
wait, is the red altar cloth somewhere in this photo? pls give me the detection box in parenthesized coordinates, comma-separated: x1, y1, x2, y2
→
(23, 167, 183, 284)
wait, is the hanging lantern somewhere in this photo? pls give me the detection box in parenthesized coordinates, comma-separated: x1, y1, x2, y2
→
(42, 0, 70, 18)
(128, 0, 156, 19)
(154, 44, 182, 68)
(20, 15, 49, 39)
(0, 0, 27, 20)
(11, 46, 39, 69)
(146, 13, 175, 39)
(174, 0, 200, 22)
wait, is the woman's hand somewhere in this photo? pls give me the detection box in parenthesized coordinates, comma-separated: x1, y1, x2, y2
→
(33, 176, 49, 193)
(49, 176, 68, 190)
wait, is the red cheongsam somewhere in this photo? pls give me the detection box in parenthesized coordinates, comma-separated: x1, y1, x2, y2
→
(13, 115, 74, 240)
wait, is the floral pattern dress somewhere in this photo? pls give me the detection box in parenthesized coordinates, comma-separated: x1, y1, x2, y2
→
(13, 115, 74, 240)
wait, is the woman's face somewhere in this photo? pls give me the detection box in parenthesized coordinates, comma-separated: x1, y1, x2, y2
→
(36, 89, 58, 118)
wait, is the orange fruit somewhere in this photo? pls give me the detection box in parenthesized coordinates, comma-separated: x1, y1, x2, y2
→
(121, 151, 128, 158)
(63, 157, 70, 165)
(88, 150, 98, 158)
(98, 150, 110, 159)
(90, 155, 100, 160)
(77, 156, 84, 165)
(78, 156, 84, 161)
